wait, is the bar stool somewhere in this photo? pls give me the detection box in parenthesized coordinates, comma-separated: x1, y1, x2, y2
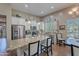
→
(24, 41, 40, 56)
(41, 38, 53, 56)
(49, 35, 54, 44)
(56, 33, 65, 45)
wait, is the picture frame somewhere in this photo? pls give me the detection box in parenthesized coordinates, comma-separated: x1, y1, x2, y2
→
(59, 25, 65, 30)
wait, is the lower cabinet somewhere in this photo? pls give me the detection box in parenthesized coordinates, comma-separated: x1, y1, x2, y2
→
(7, 49, 17, 56)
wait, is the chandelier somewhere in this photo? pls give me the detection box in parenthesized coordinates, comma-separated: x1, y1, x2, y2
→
(68, 7, 79, 17)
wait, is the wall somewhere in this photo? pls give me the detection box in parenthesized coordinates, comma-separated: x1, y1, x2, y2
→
(42, 4, 79, 39)
(0, 4, 12, 48)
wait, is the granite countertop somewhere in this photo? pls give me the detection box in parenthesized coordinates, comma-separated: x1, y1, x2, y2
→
(7, 35, 49, 51)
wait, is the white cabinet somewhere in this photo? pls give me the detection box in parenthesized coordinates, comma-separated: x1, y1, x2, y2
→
(36, 23, 40, 31)
(19, 18, 25, 25)
(31, 21, 37, 26)
(25, 22, 30, 30)
(39, 22, 44, 31)
(12, 17, 18, 25)
(11, 17, 45, 31)
(12, 17, 25, 25)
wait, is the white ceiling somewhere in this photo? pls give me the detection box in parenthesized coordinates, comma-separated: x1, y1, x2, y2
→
(11, 3, 74, 17)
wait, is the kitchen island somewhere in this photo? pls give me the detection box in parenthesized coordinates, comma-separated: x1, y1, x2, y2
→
(7, 35, 49, 56)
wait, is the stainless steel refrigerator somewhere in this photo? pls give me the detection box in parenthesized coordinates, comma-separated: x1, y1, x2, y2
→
(11, 25, 25, 40)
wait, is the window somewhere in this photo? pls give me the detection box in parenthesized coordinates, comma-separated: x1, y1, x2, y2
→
(66, 18, 79, 38)
(44, 16, 57, 33)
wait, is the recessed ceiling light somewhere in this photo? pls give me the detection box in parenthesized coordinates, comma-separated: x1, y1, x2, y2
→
(25, 4, 28, 8)
(51, 6, 54, 9)
(41, 11, 44, 14)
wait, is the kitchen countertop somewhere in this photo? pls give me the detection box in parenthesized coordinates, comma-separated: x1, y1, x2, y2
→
(7, 35, 49, 51)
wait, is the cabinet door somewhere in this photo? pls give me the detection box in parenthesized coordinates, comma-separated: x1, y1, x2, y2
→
(18, 26, 25, 38)
(12, 17, 18, 25)
(12, 17, 25, 25)
(40, 22, 44, 31)
(25, 22, 30, 30)
(19, 18, 25, 25)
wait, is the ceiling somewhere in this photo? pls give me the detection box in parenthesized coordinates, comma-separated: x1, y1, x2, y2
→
(11, 3, 74, 17)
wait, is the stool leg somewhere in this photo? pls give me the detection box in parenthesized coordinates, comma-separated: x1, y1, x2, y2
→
(41, 45, 42, 53)
(24, 52, 26, 56)
(46, 47, 49, 56)
(51, 45, 53, 55)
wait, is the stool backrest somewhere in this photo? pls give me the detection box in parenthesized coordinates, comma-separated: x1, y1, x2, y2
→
(28, 41, 40, 56)
(49, 35, 54, 44)
(57, 33, 62, 40)
(47, 38, 52, 47)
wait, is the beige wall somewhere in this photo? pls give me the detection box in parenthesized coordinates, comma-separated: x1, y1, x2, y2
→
(0, 4, 12, 48)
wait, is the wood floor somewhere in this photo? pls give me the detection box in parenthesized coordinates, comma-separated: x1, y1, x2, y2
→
(40, 44, 71, 56)
(53, 44, 71, 56)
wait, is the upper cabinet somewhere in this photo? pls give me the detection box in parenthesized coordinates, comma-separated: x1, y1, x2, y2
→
(12, 16, 25, 25)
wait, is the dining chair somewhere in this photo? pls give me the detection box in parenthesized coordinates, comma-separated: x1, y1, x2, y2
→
(49, 35, 54, 44)
(24, 41, 40, 56)
(41, 38, 53, 56)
